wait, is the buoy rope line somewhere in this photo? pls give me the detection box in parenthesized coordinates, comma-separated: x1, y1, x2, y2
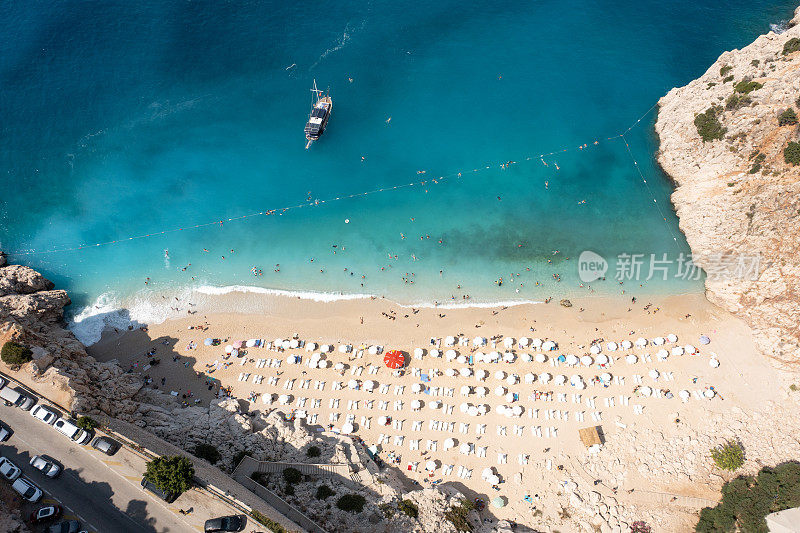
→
(8, 104, 666, 257)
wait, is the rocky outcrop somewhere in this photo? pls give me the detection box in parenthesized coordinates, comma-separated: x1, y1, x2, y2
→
(656, 7, 800, 372)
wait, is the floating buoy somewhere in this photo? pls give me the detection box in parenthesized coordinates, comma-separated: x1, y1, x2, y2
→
(344, 219, 350, 224)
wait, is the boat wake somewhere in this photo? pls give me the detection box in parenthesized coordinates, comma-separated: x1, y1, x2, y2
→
(309, 19, 364, 70)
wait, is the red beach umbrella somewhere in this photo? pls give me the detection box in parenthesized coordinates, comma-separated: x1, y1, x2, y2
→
(384, 350, 405, 369)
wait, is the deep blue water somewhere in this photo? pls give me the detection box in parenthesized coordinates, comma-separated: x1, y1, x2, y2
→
(1, 1, 796, 339)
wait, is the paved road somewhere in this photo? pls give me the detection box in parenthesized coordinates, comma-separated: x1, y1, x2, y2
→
(0, 402, 213, 533)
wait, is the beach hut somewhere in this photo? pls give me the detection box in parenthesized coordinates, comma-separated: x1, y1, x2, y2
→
(384, 350, 405, 369)
(578, 426, 605, 447)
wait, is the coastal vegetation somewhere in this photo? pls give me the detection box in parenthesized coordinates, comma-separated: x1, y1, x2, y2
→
(1, 341, 32, 366)
(778, 108, 798, 126)
(783, 37, 800, 55)
(193, 443, 221, 465)
(749, 152, 766, 174)
(398, 499, 419, 518)
(695, 461, 800, 532)
(725, 93, 751, 111)
(76, 415, 98, 431)
(445, 498, 476, 532)
(784, 141, 800, 165)
(315, 484, 335, 500)
(305, 445, 321, 458)
(710, 441, 745, 471)
(720, 65, 732, 76)
(723, 75, 735, 83)
(282, 466, 302, 485)
(144, 455, 194, 496)
(733, 79, 763, 95)
(250, 509, 287, 533)
(694, 106, 727, 142)
(336, 493, 367, 513)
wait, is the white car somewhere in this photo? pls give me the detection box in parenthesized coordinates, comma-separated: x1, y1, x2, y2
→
(30, 455, 61, 478)
(31, 405, 60, 425)
(0, 456, 21, 481)
(12, 477, 42, 502)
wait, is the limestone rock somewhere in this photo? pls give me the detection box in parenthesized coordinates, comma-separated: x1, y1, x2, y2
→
(0, 264, 55, 296)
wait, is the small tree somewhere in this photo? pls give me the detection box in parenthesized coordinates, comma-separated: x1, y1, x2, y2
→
(694, 106, 727, 142)
(305, 445, 321, 458)
(779, 108, 798, 126)
(1, 342, 32, 366)
(784, 37, 800, 55)
(399, 499, 419, 518)
(710, 441, 745, 471)
(315, 484, 335, 500)
(445, 499, 476, 532)
(336, 494, 367, 513)
(734, 80, 763, 95)
(76, 416, 98, 431)
(193, 443, 220, 465)
(282, 467, 302, 485)
(785, 142, 800, 165)
(144, 455, 194, 495)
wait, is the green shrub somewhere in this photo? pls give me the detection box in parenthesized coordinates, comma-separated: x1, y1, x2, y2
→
(779, 108, 798, 126)
(284, 483, 295, 496)
(445, 499, 476, 532)
(250, 510, 287, 533)
(694, 106, 727, 142)
(783, 37, 800, 55)
(720, 65, 732, 76)
(399, 499, 419, 518)
(711, 441, 745, 471)
(750, 59, 760, 66)
(250, 471, 268, 485)
(144, 455, 194, 496)
(378, 502, 395, 518)
(725, 93, 751, 111)
(305, 445, 321, 458)
(734, 80, 763, 94)
(315, 484, 335, 500)
(723, 75, 734, 83)
(796, 96, 800, 108)
(696, 461, 800, 532)
(76, 416, 98, 431)
(336, 494, 367, 513)
(193, 443, 220, 465)
(1, 342, 32, 366)
(785, 142, 800, 165)
(707, 82, 716, 89)
(282, 467, 302, 485)
(749, 163, 762, 174)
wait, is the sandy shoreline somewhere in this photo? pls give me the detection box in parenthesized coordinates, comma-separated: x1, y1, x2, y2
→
(87, 289, 783, 528)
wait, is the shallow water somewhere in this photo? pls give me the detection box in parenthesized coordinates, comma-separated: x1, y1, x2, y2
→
(1, 1, 796, 342)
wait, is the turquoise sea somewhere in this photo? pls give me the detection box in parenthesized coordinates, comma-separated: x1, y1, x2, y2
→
(1, 1, 796, 343)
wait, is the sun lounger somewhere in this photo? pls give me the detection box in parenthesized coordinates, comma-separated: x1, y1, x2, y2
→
(308, 414, 318, 424)
(394, 435, 404, 446)
(394, 385, 404, 395)
(443, 404, 454, 415)
(253, 375, 263, 384)
(284, 379, 295, 390)
(518, 453, 529, 465)
(586, 396, 596, 409)
(513, 425, 524, 436)
(426, 440, 437, 451)
(393, 419, 404, 430)
(633, 374, 643, 384)
(313, 399, 321, 408)
(429, 420, 439, 430)
(459, 423, 469, 434)
(379, 384, 389, 394)
(575, 411, 584, 422)
(298, 398, 307, 407)
(633, 405, 644, 414)
(619, 395, 629, 406)
(393, 400, 403, 411)
(497, 453, 507, 465)
(443, 464, 454, 475)
(330, 398, 340, 408)
(379, 401, 388, 410)
(409, 439, 420, 451)
(300, 379, 310, 389)
(329, 413, 339, 422)
(240, 357, 248, 366)
(332, 382, 342, 391)
(366, 400, 374, 409)
(368, 365, 379, 375)
(497, 426, 507, 436)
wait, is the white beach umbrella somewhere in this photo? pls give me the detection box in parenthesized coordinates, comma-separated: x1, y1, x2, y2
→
(640, 386, 652, 397)
(474, 352, 485, 363)
(246, 339, 258, 348)
(445, 368, 457, 377)
(489, 351, 501, 362)
(334, 362, 345, 370)
(482, 467, 494, 479)
(542, 340, 556, 351)
(653, 337, 665, 345)
(512, 405, 523, 417)
(431, 349, 441, 358)
(531, 338, 543, 348)
(684, 344, 696, 355)
(457, 355, 467, 365)
(657, 349, 669, 360)
(524, 372, 536, 384)
(278, 394, 290, 405)
(679, 390, 690, 402)
(341, 422, 354, 434)
(494, 370, 506, 380)
(635, 337, 648, 347)
(459, 403, 470, 413)
(566, 354, 579, 366)
(580, 355, 593, 366)
(606, 342, 618, 352)
(429, 400, 441, 410)
(648, 369, 660, 380)
(467, 406, 479, 416)
(338, 344, 349, 353)
(319, 360, 329, 368)
(496, 405, 507, 416)
(414, 347, 425, 358)
(535, 353, 547, 363)
(411, 383, 423, 393)
(476, 369, 488, 381)
(575, 381, 586, 390)
(709, 358, 720, 368)
(426, 460, 437, 471)
(488, 474, 500, 485)
(445, 336, 456, 346)
(589, 344, 601, 355)
(477, 404, 488, 415)
(460, 385, 472, 396)
(348, 379, 359, 389)
(225, 345, 234, 354)
(671, 346, 684, 356)
(289, 339, 300, 349)
(503, 337, 515, 348)
(364, 380, 375, 391)
(444, 438, 456, 449)
(667, 333, 678, 343)
(411, 400, 423, 410)
(476, 387, 488, 397)
(306, 342, 317, 351)
(596, 354, 609, 365)
(626, 354, 638, 364)
(519, 337, 530, 347)
(460, 443, 472, 455)
(503, 352, 515, 363)
(505, 374, 518, 385)
(570, 374, 583, 385)
(473, 336, 486, 346)
(621, 340, 632, 350)
(325, 344, 336, 353)
(281, 340, 291, 350)
(308, 360, 318, 369)
(553, 374, 566, 386)
(460, 367, 472, 378)
(445, 349, 457, 361)
(378, 415, 389, 425)
(704, 389, 716, 398)
(494, 386, 507, 397)
(505, 392, 516, 403)
(539, 372, 551, 384)
(600, 372, 612, 383)
(522, 353, 533, 362)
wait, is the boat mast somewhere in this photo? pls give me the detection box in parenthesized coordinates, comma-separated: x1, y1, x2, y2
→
(311, 79, 322, 103)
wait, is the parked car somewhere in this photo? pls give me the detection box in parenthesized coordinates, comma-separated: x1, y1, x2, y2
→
(140, 477, 177, 503)
(53, 418, 91, 444)
(31, 505, 62, 522)
(90, 436, 119, 456)
(30, 455, 61, 478)
(31, 405, 60, 425)
(0, 376, 7, 389)
(0, 420, 10, 441)
(11, 477, 42, 502)
(0, 387, 34, 410)
(204, 514, 246, 532)
(47, 520, 80, 533)
(0, 456, 21, 481)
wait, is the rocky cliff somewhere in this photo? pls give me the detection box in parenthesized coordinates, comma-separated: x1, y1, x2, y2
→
(656, 8, 800, 372)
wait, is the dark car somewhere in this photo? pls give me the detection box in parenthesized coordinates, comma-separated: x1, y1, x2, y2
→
(140, 477, 177, 503)
(31, 505, 62, 522)
(0, 420, 10, 441)
(204, 514, 246, 532)
(47, 520, 80, 533)
(90, 436, 119, 456)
